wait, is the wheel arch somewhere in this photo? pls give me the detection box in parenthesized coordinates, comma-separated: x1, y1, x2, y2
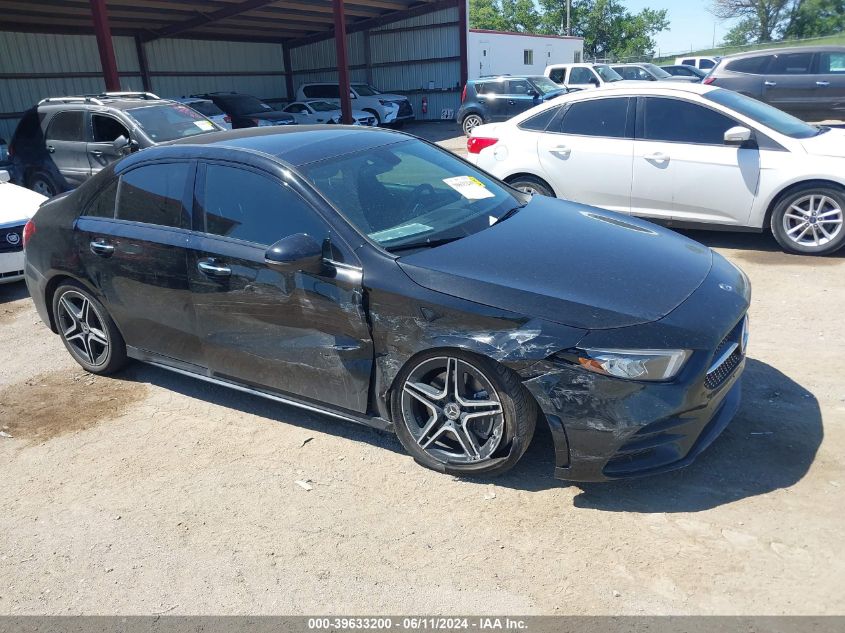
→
(503, 172, 559, 198)
(763, 178, 845, 230)
(43, 273, 112, 335)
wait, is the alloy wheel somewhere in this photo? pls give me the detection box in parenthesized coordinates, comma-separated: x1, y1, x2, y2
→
(463, 115, 482, 135)
(57, 290, 110, 367)
(31, 179, 55, 197)
(782, 194, 843, 248)
(400, 357, 504, 464)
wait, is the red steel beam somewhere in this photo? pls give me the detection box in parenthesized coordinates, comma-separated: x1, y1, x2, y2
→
(90, 0, 120, 91)
(333, 0, 353, 125)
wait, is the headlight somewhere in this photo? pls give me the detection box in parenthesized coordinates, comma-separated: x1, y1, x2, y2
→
(558, 348, 691, 381)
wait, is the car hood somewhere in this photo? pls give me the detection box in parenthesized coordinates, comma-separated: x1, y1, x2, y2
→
(800, 127, 845, 157)
(397, 197, 714, 330)
(0, 182, 46, 225)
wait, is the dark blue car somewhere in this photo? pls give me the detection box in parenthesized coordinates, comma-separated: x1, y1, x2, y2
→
(456, 75, 575, 136)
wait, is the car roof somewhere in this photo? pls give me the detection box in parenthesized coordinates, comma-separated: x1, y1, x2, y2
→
(725, 45, 845, 59)
(596, 81, 716, 95)
(159, 125, 408, 167)
(39, 97, 181, 112)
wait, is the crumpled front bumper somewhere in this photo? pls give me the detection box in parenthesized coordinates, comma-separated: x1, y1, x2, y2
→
(523, 360, 743, 481)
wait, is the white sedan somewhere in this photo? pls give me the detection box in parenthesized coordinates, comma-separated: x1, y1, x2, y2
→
(281, 100, 377, 126)
(0, 169, 46, 283)
(467, 83, 845, 255)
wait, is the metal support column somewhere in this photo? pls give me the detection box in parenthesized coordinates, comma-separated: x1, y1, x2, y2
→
(90, 0, 120, 91)
(332, 0, 353, 125)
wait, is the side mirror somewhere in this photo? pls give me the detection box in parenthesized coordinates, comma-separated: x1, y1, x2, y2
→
(527, 89, 538, 98)
(590, 76, 600, 86)
(724, 126, 752, 147)
(0, 169, 10, 184)
(265, 233, 323, 273)
(113, 135, 130, 151)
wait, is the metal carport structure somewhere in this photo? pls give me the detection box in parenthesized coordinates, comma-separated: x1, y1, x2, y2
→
(0, 0, 468, 130)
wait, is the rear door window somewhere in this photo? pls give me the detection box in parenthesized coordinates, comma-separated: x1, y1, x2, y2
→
(46, 111, 85, 142)
(642, 97, 736, 145)
(477, 81, 506, 95)
(507, 79, 532, 95)
(557, 98, 630, 137)
(699, 58, 716, 69)
(726, 55, 773, 74)
(85, 178, 119, 218)
(116, 162, 190, 228)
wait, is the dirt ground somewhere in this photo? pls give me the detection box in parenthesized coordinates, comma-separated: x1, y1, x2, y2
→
(1, 125, 844, 615)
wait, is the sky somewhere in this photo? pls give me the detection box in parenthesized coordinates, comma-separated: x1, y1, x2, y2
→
(621, 0, 739, 56)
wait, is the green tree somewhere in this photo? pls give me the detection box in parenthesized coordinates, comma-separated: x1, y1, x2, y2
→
(469, 0, 508, 31)
(539, 0, 669, 60)
(722, 17, 760, 45)
(501, 0, 543, 32)
(782, 0, 845, 38)
(711, 0, 796, 42)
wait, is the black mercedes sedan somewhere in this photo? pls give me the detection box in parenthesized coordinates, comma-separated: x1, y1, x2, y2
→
(22, 126, 750, 481)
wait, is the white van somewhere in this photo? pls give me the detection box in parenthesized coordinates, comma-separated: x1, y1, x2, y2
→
(674, 56, 720, 71)
(544, 63, 624, 89)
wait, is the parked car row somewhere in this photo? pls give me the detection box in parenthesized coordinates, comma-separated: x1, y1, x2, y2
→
(466, 82, 845, 255)
(7, 84, 415, 197)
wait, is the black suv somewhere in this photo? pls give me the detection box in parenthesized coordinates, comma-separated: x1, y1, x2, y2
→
(191, 92, 296, 129)
(456, 75, 574, 135)
(9, 92, 223, 197)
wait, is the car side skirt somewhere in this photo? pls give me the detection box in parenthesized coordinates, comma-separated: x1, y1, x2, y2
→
(648, 218, 764, 233)
(127, 346, 393, 432)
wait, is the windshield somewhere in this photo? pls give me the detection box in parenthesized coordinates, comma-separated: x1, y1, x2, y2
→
(704, 89, 822, 139)
(595, 65, 623, 82)
(352, 84, 382, 96)
(126, 104, 219, 142)
(299, 139, 525, 251)
(220, 95, 274, 115)
(530, 76, 565, 95)
(309, 101, 339, 112)
(643, 63, 672, 79)
(186, 100, 225, 117)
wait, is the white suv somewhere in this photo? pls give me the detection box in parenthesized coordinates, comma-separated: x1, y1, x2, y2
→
(296, 83, 414, 126)
(674, 56, 720, 71)
(544, 63, 624, 89)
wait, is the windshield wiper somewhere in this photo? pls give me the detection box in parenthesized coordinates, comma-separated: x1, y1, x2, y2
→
(492, 204, 526, 226)
(386, 237, 462, 253)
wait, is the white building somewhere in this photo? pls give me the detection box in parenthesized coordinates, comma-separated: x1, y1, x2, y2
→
(467, 29, 584, 79)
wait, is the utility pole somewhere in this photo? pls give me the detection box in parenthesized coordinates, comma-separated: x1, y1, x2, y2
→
(566, 0, 571, 36)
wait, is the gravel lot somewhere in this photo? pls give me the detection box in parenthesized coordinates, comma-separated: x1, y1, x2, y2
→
(1, 124, 843, 615)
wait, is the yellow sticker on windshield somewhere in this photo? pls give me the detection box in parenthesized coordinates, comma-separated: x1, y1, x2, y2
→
(443, 176, 495, 200)
(194, 120, 215, 131)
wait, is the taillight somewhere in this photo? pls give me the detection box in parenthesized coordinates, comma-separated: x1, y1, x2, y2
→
(22, 219, 35, 248)
(703, 76, 715, 85)
(467, 137, 498, 154)
(461, 85, 467, 103)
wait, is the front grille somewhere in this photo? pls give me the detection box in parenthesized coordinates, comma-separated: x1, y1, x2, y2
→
(0, 224, 24, 253)
(396, 100, 413, 117)
(704, 316, 747, 390)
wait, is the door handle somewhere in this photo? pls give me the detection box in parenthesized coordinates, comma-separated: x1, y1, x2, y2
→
(198, 259, 231, 277)
(764, 81, 777, 87)
(508, 100, 515, 105)
(816, 81, 830, 87)
(89, 239, 115, 257)
(46, 145, 55, 154)
(644, 152, 670, 163)
(90, 150, 103, 157)
(548, 145, 571, 158)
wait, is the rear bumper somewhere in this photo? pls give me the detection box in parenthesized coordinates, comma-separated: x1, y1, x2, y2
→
(23, 256, 52, 328)
(524, 355, 744, 482)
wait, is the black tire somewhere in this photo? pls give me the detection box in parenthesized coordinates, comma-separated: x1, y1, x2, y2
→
(28, 170, 60, 198)
(52, 282, 128, 375)
(461, 113, 484, 136)
(506, 175, 555, 198)
(391, 349, 537, 478)
(770, 184, 845, 255)
(363, 109, 382, 126)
